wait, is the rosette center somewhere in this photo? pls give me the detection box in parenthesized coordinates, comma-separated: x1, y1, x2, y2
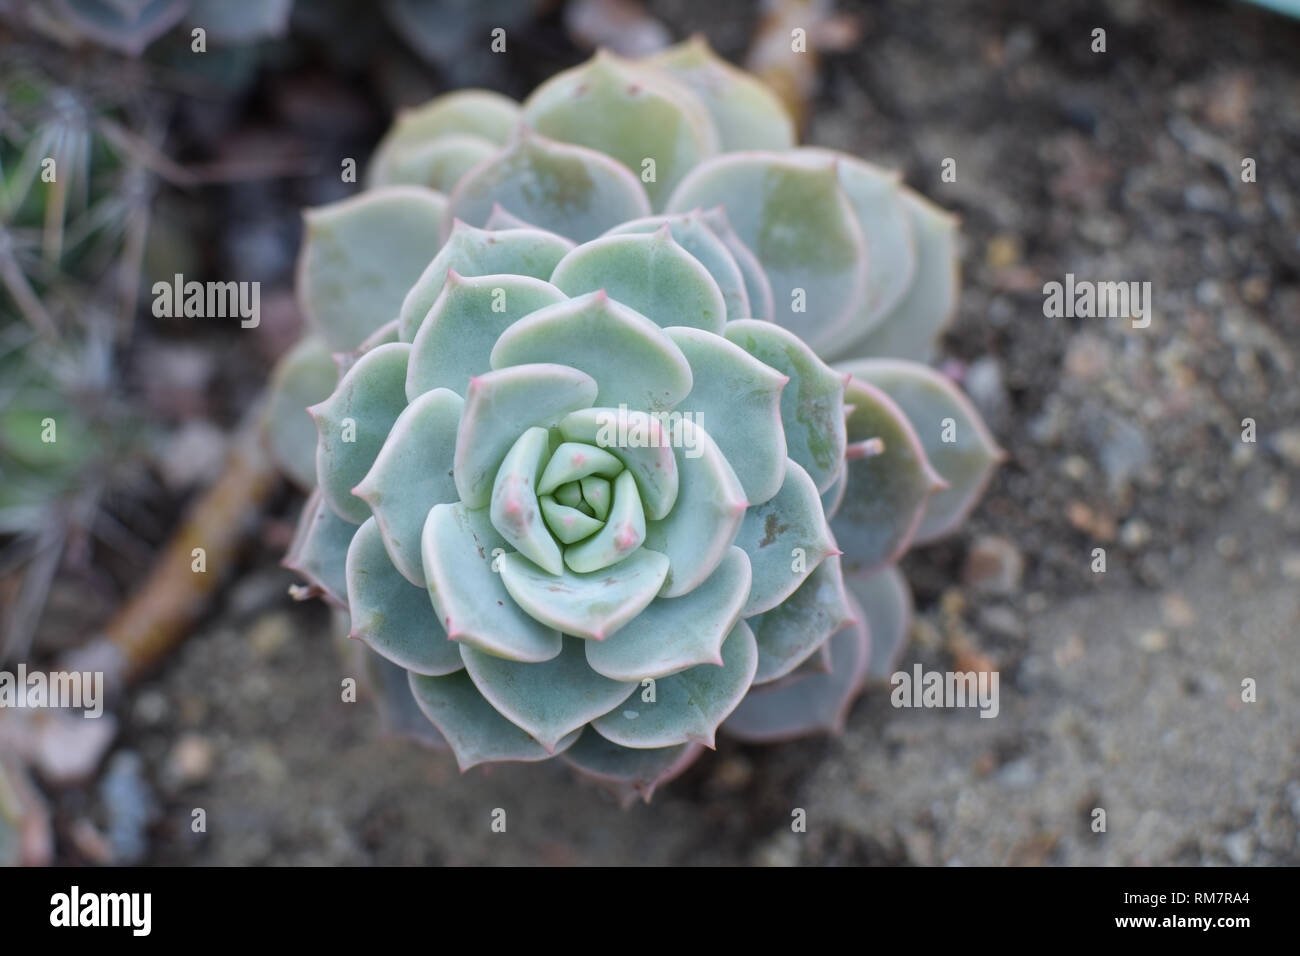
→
(490, 428, 648, 576)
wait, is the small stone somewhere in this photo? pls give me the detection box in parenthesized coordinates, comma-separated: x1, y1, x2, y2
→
(132, 689, 169, 728)
(1260, 478, 1287, 514)
(1274, 428, 1300, 468)
(754, 831, 801, 867)
(1195, 278, 1223, 306)
(249, 611, 293, 659)
(1222, 831, 1254, 865)
(1061, 455, 1091, 481)
(1215, 535, 1240, 560)
(1053, 633, 1085, 667)
(911, 618, 942, 650)
(962, 536, 1024, 596)
(1240, 275, 1269, 305)
(99, 751, 159, 865)
(156, 421, 227, 492)
(711, 755, 753, 791)
(977, 605, 1024, 640)
(1281, 552, 1300, 582)
(1066, 501, 1116, 541)
(985, 234, 1021, 269)
(168, 734, 215, 786)
(1137, 629, 1169, 653)
(1119, 518, 1151, 549)
(31, 711, 118, 785)
(940, 588, 966, 618)
(996, 758, 1037, 789)
(1064, 335, 1112, 383)
(1160, 593, 1195, 629)
(963, 356, 1008, 424)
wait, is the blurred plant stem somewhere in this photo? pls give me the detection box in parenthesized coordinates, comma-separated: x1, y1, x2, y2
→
(62, 411, 281, 691)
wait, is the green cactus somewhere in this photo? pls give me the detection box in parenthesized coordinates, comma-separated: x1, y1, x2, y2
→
(269, 40, 1002, 802)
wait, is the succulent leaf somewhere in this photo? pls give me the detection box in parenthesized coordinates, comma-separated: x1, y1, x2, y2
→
(550, 230, 727, 334)
(537, 442, 624, 492)
(409, 669, 579, 771)
(283, 489, 358, 607)
(557, 407, 679, 520)
(749, 555, 855, 685)
(733, 458, 837, 617)
(844, 564, 913, 681)
(797, 149, 917, 338)
(298, 188, 448, 352)
(585, 546, 751, 681)
(264, 335, 336, 490)
(311, 342, 412, 524)
(406, 272, 568, 401)
(666, 325, 788, 505)
(592, 619, 757, 749)
(836, 191, 960, 363)
(398, 222, 574, 342)
(723, 319, 847, 493)
(353, 387, 463, 584)
(490, 427, 565, 576)
(642, 420, 746, 597)
(603, 211, 751, 321)
(667, 153, 869, 351)
(362, 648, 450, 750)
(560, 732, 703, 806)
(420, 503, 563, 662)
(446, 127, 652, 242)
(497, 548, 671, 641)
(699, 206, 774, 321)
(369, 90, 520, 187)
(522, 50, 719, 209)
(563, 470, 647, 573)
(836, 359, 1003, 544)
(370, 133, 497, 193)
(346, 518, 463, 676)
(489, 291, 693, 413)
(647, 36, 796, 151)
(461, 636, 637, 753)
(539, 495, 604, 543)
(453, 363, 599, 509)
(724, 611, 869, 742)
(832, 376, 945, 573)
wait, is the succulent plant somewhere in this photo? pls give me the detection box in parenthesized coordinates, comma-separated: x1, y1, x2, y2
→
(0, 53, 153, 661)
(270, 40, 1002, 802)
(22, 0, 294, 55)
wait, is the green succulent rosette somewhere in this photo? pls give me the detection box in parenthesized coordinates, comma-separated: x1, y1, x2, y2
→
(271, 41, 1002, 802)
